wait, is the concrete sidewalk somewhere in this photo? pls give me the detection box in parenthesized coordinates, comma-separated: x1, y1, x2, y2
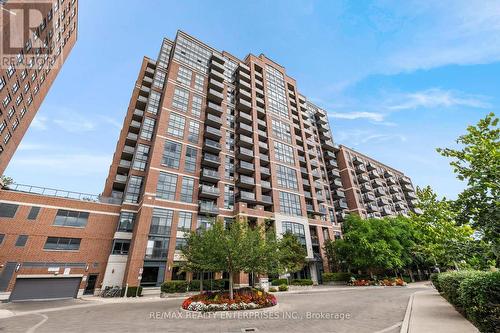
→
(401, 287, 478, 333)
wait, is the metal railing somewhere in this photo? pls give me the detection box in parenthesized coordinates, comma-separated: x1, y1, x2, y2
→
(4, 184, 122, 205)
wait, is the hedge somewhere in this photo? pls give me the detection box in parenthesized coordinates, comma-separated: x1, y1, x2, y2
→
(433, 270, 499, 333)
(290, 279, 313, 286)
(161, 280, 188, 293)
(271, 278, 288, 286)
(161, 279, 230, 293)
(323, 272, 351, 282)
(121, 286, 142, 297)
(278, 284, 288, 291)
(430, 273, 440, 292)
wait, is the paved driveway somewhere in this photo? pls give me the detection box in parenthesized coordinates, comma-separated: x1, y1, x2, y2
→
(0, 287, 423, 333)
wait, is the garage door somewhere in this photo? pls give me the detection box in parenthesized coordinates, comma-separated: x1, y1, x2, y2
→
(9, 277, 81, 301)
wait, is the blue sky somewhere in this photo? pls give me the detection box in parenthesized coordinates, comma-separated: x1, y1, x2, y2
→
(5, 0, 499, 199)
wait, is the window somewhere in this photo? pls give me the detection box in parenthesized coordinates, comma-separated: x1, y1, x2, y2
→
(185, 146, 197, 173)
(140, 117, 156, 141)
(0, 121, 6, 134)
(265, 65, 289, 119)
(15, 235, 28, 247)
(224, 156, 234, 180)
(44, 237, 81, 251)
(112, 239, 130, 255)
(145, 236, 169, 260)
(187, 120, 200, 143)
(176, 66, 192, 86)
(132, 144, 150, 171)
(0, 234, 4, 245)
(167, 113, 185, 138)
(27, 206, 41, 220)
(282, 222, 306, 246)
(54, 210, 89, 227)
(225, 131, 234, 151)
(279, 191, 302, 216)
(0, 203, 18, 218)
(194, 74, 204, 92)
(276, 165, 298, 190)
(323, 228, 330, 241)
(2, 94, 11, 107)
(12, 81, 19, 94)
(147, 91, 161, 115)
(180, 177, 194, 203)
(0, 76, 5, 91)
(124, 175, 143, 203)
(177, 212, 192, 232)
(271, 119, 292, 143)
(274, 141, 295, 165)
(161, 140, 181, 169)
(117, 211, 136, 232)
(153, 70, 166, 89)
(172, 87, 189, 112)
(6, 65, 15, 78)
(149, 208, 173, 235)
(175, 238, 187, 250)
(4, 132, 12, 145)
(191, 95, 202, 118)
(156, 172, 177, 200)
(224, 185, 234, 209)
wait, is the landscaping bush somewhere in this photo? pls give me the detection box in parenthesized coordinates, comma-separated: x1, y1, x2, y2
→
(182, 287, 277, 311)
(438, 271, 479, 308)
(430, 273, 440, 292)
(278, 284, 288, 291)
(459, 271, 500, 333)
(188, 280, 202, 291)
(122, 286, 142, 297)
(268, 287, 278, 292)
(322, 272, 351, 282)
(290, 279, 313, 286)
(161, 280, 188, 293)
(271, 278, 288, 286)
(211, 279, 229, 291)
(402, 276, 412, 283)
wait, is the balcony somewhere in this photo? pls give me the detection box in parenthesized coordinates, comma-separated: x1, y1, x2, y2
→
(123, 145, 135, 155)
(237, 111, 253, 125)
(393, 194, 404, 202)
(336, 211, 347, 222)
(331, 178, 343, 188)
(260, 167, 271, 177)
(335, 199, 348, 210)
(386, 177, 397, 185)
(406, 191, 417, 200)
(369, 170, 380, 179)
(208, 88, 224, 104)
(402, 184, 414, 192)
(203, 138, 222, 153)
(237, 147, 254, 161)
(236, 190, 256, 203)
(119, 159, 131, 169)
(413, 208, 423, 215)
(237, 98, 252, 112)
(238, 134, 254, 148)
(378, 197, 391, 206)
(261, 180, 271, 190)
(372, 179, 384, 188)
(256, 106, 265, 117)
(236, 175, 255, 189)
(364, 193, 376, 202)
(133, 109, 144, 118)
(115, 174, 128, 183)
(367, 203, 379, 213)
(298, 156, 306, 164)
(238, 78, 251, 91)
(236, 122, 253, 135)
(306, 204, 315, 213)
(304, 191, 312, 199)
(330, 170, 340, 178)
(210, 59, 225, 73)
(312, 170, 321, 179)
(238, 89, 252, 102)
(326, 160, 338, 169)
(126, 132, 138, 142)
(259, 154, 270, 165)
(385, 170, 395, 178)
(360, 183, 372, 193)
(355, 164, 367, 174)
(261, 195, 273, 206)
(130, 120, 141, 129)
(199, 201, 219, 216)
(300, 167, 308, 175)
(258, 130, 267, 140)
(204, 126, 222, 140)
(366, 162, 377, 171)
(238, 70, 251, 83)
(205, 113, 222, 128)
(236, 160, 254, 174)
(258, 142, 269, 152)
(381, 206, 393, 216)
(209, 68, 225, 82)
(395, 203, 406, 211)
(202, 153, 221, 167)
(137, 95, 148, 105)
(389, 185, 400, 194)
(200, 168, 220, 183)
(257, 119, 266, 129)
(321, 140, 335, 151)
(209, 78, 224, 92)
(207, 101, 223, 116)
(358, 174, 370, 183)
(400, 176, 412, 185)
(408, 199, 418, 207)
(352, 156, 364, 165)
(332, 190, 345, 199)
(199, 185, 220, 199)
(255, 97, 265, 106)
(302, 179, 310, 187)
(375, 188, 386, 197)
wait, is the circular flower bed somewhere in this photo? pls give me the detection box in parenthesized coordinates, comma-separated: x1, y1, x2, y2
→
(182, 287, 277, 312)
(348, 277, 406, 286)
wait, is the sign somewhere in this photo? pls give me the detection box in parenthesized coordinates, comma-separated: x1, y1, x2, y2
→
(63, 268, 71, 275)
(48, 267, 60, 272)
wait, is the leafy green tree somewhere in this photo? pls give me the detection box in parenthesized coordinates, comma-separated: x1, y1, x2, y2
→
(277, 232, 307, 280)
(0, 176, 13, 188)
(436, 112, 500, 261)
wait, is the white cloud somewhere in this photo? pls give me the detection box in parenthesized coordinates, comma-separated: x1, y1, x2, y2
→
(17, 143, 50, 151)
(53, 117, 96, 133)
(99, 116, 123, 130)
(30, 116, 48, 131)
(389, 88, 490, 110)
(11, 154, 111, 174)
(328, 111, 385, 122)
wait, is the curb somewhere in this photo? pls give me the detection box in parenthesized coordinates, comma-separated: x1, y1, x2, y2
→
(400, 292, 418, 333)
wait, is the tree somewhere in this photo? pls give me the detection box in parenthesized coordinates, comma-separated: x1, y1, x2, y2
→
(0, 176, 13, 188)
(436, 112, 500, 261)
(277, 232, 307, 281)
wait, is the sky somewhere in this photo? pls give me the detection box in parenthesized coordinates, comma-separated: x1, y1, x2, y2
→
(5, 0, 500, 199)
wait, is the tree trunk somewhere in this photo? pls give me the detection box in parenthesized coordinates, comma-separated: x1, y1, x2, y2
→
(229, 271, 234, 300)
(200, 273, 204, 292)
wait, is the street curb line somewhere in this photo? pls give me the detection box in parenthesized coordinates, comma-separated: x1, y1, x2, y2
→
(400, 292, 417, 333)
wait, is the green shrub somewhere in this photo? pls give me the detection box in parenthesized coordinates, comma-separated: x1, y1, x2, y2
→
(269, 287, 278, 292)
(161, 280, 188, 293)
(323, 272, 351, 282)
(402, 276, 412, 283)
(459, 271, 499, 333)
(271, 278, 288, 286)
(278, 284, 288, 291)
(439, 271, 479, 308)
(430, 273, 440, 292)
(211, 279, 229, 290)
(121, 286, 142, 297)
(290, 279, 313, 286)
(188, 280, 201, 291)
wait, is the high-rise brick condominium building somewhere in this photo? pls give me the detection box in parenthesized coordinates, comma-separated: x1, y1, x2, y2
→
(0, 31, 418, 301)
(0, 0, 78, 174)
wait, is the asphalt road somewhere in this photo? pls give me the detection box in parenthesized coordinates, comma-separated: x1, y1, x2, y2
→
(0, 287, 423, 333)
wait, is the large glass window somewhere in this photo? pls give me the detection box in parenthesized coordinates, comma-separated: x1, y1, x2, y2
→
(147, 91, 161, 115)
(282, 222, 306, 246)
(117, 211, 136, 232)
(133, 144, 150, 171)
(175, 238, 187, 250)
(191, 95, 202, 118)
(274, 141, 295, 165)
(44, 237, 81, 251)
(149, 208, 173, 235)
(224, 156, 234, 180)
(265, 65, 289, 119)
(172, 87, 189, 112)
(187, 120, 200, 143)
(279, 191, 302, 216)
(153, 70, 166, 89)
(177, 66, 192, 86)
(194, 74, 204, 92)
(184, 146, 197, 173)
(173, 35, 211, 73)
(124, 176, 143, 203)
(224, 185, 234, 209)
(145, 236, 169, 260)
(140, 117, 156, 141)
(276, 165, 298, 190)
(161, 140, 181, 169)
(180, 177, 195, 203)
(112, 239, 130, 255)
(156, 172, 177, 200)
(177, 212, 192, 232)
(271, 118, 292, 143)
(167, 113, 185, 138)
(0, 203, 18, 218)
(54, 210, 89, 227)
